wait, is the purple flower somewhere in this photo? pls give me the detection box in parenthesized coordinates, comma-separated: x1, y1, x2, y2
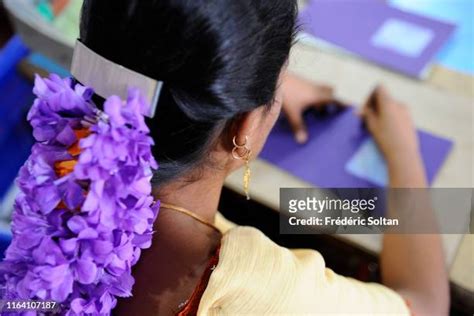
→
(73, 258, 98, 284)
(0, 74, 160, 315)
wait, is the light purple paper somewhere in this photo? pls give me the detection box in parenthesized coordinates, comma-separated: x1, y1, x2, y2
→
(345, 138, 389, 186)
(260, 108, 453, 188)
(299, 0, 455, 78)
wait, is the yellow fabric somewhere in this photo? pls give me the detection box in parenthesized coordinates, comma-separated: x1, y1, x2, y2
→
(200, 217, 410, 315)
(214, 212, 237, 234)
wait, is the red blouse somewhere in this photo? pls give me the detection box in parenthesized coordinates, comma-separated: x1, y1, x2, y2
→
(176, 246, 221, 316)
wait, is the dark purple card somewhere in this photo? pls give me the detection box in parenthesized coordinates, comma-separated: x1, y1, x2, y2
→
(299, 0, 455, 78)
(260, 108, 453, 188)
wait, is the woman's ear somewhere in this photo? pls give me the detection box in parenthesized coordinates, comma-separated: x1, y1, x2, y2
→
(221, 73, 285, 154)
(216, 97, 281, 174)
(224, 107, 267, 153)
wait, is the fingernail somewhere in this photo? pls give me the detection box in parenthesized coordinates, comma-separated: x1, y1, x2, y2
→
(296, 131, 308, 144)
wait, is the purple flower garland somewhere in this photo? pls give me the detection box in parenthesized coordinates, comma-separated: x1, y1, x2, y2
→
(0, 74, 159, 315)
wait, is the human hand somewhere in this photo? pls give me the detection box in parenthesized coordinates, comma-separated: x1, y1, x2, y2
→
(281, 73, 346, 144)
(360, 86, 425, 184)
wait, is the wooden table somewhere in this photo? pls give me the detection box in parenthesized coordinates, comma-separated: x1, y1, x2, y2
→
(225, 41, 473, 293)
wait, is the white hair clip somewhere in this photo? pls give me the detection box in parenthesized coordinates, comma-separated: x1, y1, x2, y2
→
(70, 40, 163, 118)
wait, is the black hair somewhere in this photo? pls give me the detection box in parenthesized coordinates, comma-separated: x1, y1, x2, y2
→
(80, 0, 297, 185)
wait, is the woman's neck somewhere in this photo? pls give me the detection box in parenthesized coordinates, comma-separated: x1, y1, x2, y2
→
(154, 169, 226, 223)
(116, 171, 226, 315)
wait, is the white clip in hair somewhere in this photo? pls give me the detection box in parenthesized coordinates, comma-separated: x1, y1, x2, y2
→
(70, 40, 163, 118)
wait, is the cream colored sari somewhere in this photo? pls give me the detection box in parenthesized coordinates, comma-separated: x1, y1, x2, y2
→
(196, 213, 410, 315)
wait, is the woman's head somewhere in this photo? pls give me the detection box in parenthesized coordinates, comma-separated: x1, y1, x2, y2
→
(80, 0, 297, 185)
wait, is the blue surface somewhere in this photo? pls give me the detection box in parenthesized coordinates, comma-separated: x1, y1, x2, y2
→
(0, 232, 12, 260)
(0, 36, 32, 147)
(0, 122, 31, 259)
(0, 36, 29, 86)
(0, 36, 34, 200)
(0, 122, 34, 200)
(27, 53, 70, 78)
(0, 36, 35, 259)
(389, 0, 474, 74)
(0, 68, 34, 147)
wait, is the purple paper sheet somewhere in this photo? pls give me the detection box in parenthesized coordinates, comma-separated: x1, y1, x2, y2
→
(260, 108, 453, 188)
(299, 0, 455, 78)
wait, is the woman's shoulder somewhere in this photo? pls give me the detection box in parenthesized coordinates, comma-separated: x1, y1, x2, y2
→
(215, 213, 327, 275)
(200, 216, 410, 315)
(221, 224, 327, 271)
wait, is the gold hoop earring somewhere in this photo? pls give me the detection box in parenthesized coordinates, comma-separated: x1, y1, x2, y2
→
(232, 135, 249, 149)
(232, 136, 252, 200)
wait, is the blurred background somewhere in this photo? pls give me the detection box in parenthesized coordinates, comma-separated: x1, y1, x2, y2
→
(0, 0, 472, 314)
